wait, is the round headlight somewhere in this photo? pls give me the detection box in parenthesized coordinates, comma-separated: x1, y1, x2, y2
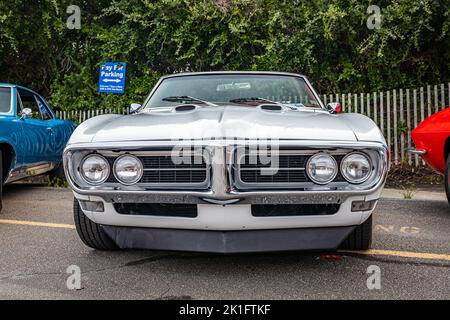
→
(306, 153, 338, 184)
(341, 152, 372, 184)
(80, 154, 110, 185)
(113, 155, 143, 185)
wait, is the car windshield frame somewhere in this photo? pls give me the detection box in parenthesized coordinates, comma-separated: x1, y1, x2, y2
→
(142, 72, 325, 111)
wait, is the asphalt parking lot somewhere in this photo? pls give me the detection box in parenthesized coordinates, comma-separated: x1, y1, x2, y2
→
(0, 184, 449, 300)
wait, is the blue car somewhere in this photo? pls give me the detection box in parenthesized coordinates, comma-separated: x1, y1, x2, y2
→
(0, 84, 75, 212)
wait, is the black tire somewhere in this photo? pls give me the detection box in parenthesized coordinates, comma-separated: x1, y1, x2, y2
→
(339, 215, 372, 250)
(73, 198, 117, 250)
(444, 155, 450, 207)
(0, 149, 3, 213)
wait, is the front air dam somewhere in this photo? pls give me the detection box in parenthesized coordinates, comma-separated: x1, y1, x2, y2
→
(101, 226, 355, 253)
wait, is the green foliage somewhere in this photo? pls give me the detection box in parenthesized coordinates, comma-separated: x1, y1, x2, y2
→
(397, 120, 408, 135)
(1, 0, 449, 111)
(47, 176, 68, 188)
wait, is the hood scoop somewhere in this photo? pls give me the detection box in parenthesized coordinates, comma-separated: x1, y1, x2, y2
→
(175, 105, 197, 112)
(259, 104, 283, 112)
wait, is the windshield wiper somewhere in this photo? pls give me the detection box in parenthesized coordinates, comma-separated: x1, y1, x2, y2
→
(229, 97, 294, 109)
(162, 96, 218, 107)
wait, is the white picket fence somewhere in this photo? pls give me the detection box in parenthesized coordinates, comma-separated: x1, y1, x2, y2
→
(56, 82, 450, 166)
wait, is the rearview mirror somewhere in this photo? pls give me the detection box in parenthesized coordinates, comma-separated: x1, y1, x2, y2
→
(130, 103, 141, 113)
(326, 102, 341, 114)
(20, 108, 33, 120)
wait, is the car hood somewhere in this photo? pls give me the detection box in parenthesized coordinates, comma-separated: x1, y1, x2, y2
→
(69, 105, 385, 145)
(88, 105, 357, 142)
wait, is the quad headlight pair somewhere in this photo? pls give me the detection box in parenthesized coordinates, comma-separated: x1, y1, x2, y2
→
(80, 154, 143, 185)
(307, 152, 372, 185)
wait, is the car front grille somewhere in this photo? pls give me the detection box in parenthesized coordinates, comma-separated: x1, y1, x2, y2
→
(105, 151, 209, 188)
(235, 149, 345, 188)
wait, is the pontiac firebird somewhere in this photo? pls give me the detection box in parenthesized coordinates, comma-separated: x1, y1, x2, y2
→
(63, 72, 388, 253)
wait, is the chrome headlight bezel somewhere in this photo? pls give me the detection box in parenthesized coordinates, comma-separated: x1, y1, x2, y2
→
(306, 152, 338, 185)
(340, 152, 373, 184)
(113, 154, 144, 186)
(80, 154, 110, 185)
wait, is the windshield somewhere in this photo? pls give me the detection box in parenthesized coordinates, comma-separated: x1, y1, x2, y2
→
(144, 74, 322, 109)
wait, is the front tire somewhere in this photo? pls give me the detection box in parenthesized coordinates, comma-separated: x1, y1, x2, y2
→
(444, 155, 450, 207)
(339, 215, 372, 250)
(73, 198, 117, 250)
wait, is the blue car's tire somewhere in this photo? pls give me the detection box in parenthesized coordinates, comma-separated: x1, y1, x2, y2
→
(73, 198, 117, 250)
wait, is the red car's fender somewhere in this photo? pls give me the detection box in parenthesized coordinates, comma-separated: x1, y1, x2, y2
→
(411, 108, 450, 174)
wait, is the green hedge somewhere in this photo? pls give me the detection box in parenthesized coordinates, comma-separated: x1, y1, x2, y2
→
(1, 0, 449, 111)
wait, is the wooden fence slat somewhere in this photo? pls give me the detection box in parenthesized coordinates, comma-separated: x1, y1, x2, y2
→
(413, 89, 418, 166)
(354, 93, 358, 113)
(347, 93, 351, 113)
(441, 84, 445, 110)
(360, 93, 364, 114)
(420, 87, 425, 122)
(399, 88, 404, 163)
(373, 92, 377, 125)
(387, 91, 391, 161)
(447, 82, 450, 107)
(379, 92, 384, 135)
(406, 89, 411, 165)
(393, 89, 398, 164)
(427, 85, 432, 116)
(366, 93, 370, 118)
(434, 85, 439, 113)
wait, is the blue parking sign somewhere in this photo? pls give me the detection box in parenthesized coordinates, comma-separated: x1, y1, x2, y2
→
(98, 62, 126, 94)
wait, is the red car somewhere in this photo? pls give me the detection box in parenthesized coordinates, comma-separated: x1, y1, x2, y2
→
(410, 108, 450, 204)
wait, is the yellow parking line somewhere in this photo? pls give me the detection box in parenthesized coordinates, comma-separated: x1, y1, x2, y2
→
(0, 219, 75, 229)
(339, 249, 450, 262)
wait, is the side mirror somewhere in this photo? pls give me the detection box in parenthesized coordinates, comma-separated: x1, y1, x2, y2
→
(326, 102, 342, 114)
(20, 108, 33, 120)
(130, 103, 141, 114)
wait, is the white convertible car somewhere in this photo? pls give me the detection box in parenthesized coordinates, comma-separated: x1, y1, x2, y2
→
(64, 72, 388, 253)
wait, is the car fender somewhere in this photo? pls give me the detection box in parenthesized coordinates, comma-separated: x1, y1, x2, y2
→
(340, 113, 386, 144)
(67, 114, 122, 145)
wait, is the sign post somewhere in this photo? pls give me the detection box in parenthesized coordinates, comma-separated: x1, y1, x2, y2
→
(98, 62, 126, 94)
